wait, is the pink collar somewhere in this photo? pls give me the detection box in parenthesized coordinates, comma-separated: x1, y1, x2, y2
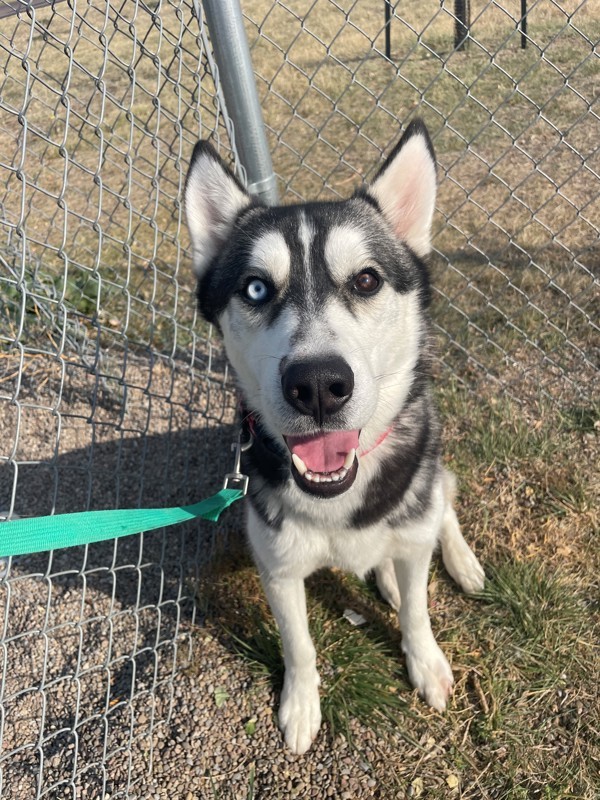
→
(358, 424, 394, 457)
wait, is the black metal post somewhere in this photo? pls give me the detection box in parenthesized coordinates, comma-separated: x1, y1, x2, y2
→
(384, 1, 392, 60)
(520, 0, 528, 49)
(454, 0, 470, 51)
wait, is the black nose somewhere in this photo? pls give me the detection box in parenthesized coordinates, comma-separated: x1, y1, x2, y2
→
(281, 357, 354, 424)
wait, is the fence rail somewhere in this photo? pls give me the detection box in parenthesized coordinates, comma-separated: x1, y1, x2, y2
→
(0, 0, 598, 797)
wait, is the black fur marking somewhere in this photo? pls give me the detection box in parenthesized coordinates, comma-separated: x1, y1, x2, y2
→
(240, 414, 288, 531)
(186, 140, 250, 199)
(196, 198, 429, 329)
(412, 252, 432, 309)
(353, 188, 381, 212)
(350, 391, 442, 530)
(352, 194, 432, 310)
(195, 201, 266, 325)
(190, 119, 435, 326)
(247, 488, 284, 531)
(242, 418, 289, 489)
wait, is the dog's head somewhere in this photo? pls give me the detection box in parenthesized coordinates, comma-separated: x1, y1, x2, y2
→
(185, 121, 436, 498)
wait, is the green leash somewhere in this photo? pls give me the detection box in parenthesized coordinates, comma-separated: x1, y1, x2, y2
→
(0, 489, 244, 558)
(0, 434, 251, 559)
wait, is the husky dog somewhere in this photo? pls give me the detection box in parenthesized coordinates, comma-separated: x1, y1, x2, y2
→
(184, 120, 485, 754)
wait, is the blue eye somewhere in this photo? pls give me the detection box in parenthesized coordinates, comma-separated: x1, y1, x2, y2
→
(244, 278, 270, 305)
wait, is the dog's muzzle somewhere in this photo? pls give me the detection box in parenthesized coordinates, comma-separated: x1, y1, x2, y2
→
(281, 357, 359, 497)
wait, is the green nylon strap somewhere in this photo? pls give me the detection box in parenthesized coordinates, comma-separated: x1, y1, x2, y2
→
(0, 488, 244, 558)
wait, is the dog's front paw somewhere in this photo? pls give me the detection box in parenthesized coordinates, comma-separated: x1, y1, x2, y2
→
(403, 640, 454, 711)
(279, 669, 321, 754)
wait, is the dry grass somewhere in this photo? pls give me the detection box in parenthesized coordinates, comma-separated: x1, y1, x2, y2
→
(0, 0, 215, 355)
(1, 1, 598, 402)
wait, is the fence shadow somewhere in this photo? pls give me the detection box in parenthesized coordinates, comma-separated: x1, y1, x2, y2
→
(0, 419, 249, 734)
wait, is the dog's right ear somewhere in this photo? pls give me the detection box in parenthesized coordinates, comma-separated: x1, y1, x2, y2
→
(365, 119, 437, 258)
(184, 141, 253, 277)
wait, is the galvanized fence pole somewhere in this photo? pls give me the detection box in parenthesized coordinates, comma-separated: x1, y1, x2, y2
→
(201, 0, 279, 205)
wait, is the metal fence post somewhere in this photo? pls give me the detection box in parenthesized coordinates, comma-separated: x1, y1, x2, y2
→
(520, 0, 528, 49)
(454, 0, 470, 50)
(201, 0, 279, 205)
(384, 1, 392, 60)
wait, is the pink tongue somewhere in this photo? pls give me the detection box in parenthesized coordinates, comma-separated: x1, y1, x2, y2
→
(286, 430, 360, 473)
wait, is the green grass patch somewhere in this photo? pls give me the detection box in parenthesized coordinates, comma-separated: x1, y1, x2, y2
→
(477, 561, 586, 665)
(438, 385, 560, 469)
(559, 403, 600, 435)
(462, 562, 598, 796)
(307, 606, 411, 740)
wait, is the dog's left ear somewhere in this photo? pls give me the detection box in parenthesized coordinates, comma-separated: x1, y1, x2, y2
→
(185, 141, 253, 278)
(366, 119, 437, 258)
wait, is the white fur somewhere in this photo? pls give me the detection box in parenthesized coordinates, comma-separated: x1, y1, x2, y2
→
(324, 224, 374, 283)
(221, 278, 423, 467)
(249, 231, 291, 288)
(229, 263, 483, 753)
(375, 558, 401, 611)
(298, 213, 314, 272)
(247, 472, 482, 752)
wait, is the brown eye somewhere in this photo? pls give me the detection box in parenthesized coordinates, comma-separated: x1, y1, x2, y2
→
(353, 271, 380, 295)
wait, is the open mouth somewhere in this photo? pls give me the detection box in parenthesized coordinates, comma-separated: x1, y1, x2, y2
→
(284, 430, 360, 498)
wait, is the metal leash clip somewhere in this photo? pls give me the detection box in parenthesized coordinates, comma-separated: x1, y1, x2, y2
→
(222, 430, 252, 495)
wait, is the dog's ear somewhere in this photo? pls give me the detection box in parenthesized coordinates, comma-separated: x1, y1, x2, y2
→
(366, 119, 437, 258)
(184, 141, 253, 277)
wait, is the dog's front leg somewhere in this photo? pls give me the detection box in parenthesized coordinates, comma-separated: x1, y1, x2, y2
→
(259, 571, 321, 754)
(395, 539, 454, 711)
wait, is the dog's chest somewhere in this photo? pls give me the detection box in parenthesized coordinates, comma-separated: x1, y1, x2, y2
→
(262, 515, 393, 580)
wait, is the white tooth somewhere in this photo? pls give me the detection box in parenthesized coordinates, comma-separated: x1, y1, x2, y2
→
(332, 473, 341, 481)
(292, 453, 307, 476)
(343, 449, 356, 470)
(305, 471, 314, 481)
(322, 475, 332, 482)
(312, 474, 321, 483)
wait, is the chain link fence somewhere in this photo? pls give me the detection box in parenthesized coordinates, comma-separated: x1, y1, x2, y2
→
(245, 0, 598, 407)
(0, 1, 241, 796)
(0, 0, 597, 797)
